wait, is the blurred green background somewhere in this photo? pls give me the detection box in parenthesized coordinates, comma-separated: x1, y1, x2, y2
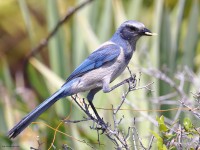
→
(0, 0, 199, 149)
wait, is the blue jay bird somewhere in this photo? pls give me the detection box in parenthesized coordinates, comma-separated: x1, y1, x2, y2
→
(8, 20, 155, 138)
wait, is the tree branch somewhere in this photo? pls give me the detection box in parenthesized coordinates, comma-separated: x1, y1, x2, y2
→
(23, 0, 95, 85)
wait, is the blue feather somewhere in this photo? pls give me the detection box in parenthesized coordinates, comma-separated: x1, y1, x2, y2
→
(65, 43, 121, 82)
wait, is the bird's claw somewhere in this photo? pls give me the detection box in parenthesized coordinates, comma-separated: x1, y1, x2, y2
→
(127, 74, 136, 90)
(97, 119, 108, 134)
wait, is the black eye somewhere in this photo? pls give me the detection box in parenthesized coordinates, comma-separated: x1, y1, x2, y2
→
(128, 26, 137, 32)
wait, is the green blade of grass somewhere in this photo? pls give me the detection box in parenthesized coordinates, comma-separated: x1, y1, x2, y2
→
(182, 0, 199, 93)
(182, 0, 199, 69)
(96, 0, 113, 42)
(18, 0, 35, 46)
(170, 0, 185, 72)
(46, 0, 71, 127)
(47, 0, 68, 78)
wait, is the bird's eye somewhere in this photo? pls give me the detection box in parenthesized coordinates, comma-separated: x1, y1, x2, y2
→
(128, 26, 137, 32)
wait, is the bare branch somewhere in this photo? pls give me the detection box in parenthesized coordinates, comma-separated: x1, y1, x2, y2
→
(64, 118, 91, 124)
(25, 0, 94, 62)
(179, 99, 200, 119)
(147, 136, 154, 150)
(141, 68, 187, 100)
(23, 0, 95, 86)
(132, 118, 146, 150)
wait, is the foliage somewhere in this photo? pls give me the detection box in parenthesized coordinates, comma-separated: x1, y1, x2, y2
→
(151, 116, 200, 149)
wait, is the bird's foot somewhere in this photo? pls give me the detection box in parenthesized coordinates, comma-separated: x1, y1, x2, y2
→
(127, 74, 136, 90)
(97, 118, 108, 134)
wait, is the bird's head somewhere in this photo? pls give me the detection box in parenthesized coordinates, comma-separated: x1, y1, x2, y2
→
(118, 20, 156, 41)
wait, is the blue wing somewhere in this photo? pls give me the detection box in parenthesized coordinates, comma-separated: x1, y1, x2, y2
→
(65, 43, 121, 83)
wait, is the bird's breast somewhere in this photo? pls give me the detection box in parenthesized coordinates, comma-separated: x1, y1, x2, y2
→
(110, 48, 127, 81)
(72, 48, 128, 92)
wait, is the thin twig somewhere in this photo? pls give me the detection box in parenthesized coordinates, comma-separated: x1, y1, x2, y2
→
(179, 99, 200, 119)
(71, 95, 130, 149)
(147, 136, 154, 150)
(132, 118, 146, 150)
(178, 123, 183, 150)
(25, 0, 94, 62)
(132, 127, 137, 150)
(64, 118, 91, 123)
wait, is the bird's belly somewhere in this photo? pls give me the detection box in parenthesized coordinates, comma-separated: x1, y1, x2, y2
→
(69, 50, 127, 93)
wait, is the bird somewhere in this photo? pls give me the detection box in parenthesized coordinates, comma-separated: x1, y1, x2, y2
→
(8, 20, 155, 139)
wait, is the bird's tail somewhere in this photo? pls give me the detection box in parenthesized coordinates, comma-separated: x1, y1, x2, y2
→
(8, 87, 69, 139)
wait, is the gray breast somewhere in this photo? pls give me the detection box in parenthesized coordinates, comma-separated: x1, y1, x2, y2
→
(110, 48, 127, 81)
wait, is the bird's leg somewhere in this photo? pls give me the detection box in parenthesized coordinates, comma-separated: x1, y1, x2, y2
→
(87, 88, 107, 129)
(88, 101, 105, 122)
(87, 88, 101, 102)
(103, 74, 136, 93)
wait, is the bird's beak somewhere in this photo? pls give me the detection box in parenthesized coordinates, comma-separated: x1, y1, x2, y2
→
(142, 28, 157, 36)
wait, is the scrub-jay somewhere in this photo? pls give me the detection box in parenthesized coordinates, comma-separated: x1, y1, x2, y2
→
(8, 20, 154, 138)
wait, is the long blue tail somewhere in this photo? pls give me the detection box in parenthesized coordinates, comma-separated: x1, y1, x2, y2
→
(8, 87, 69, 139)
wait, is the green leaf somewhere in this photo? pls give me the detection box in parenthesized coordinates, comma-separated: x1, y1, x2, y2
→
(163, 145, 168, 150)
(164, 133, 176, 141)
(156, 116, 169, 132)
(187, 133, 193, 139)
(169, 146, 177, 150)
(183, 117, 193, 131)
(150, 130, 164, 149)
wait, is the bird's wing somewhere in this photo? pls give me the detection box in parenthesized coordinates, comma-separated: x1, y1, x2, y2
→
(65, 42, 121, 83)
